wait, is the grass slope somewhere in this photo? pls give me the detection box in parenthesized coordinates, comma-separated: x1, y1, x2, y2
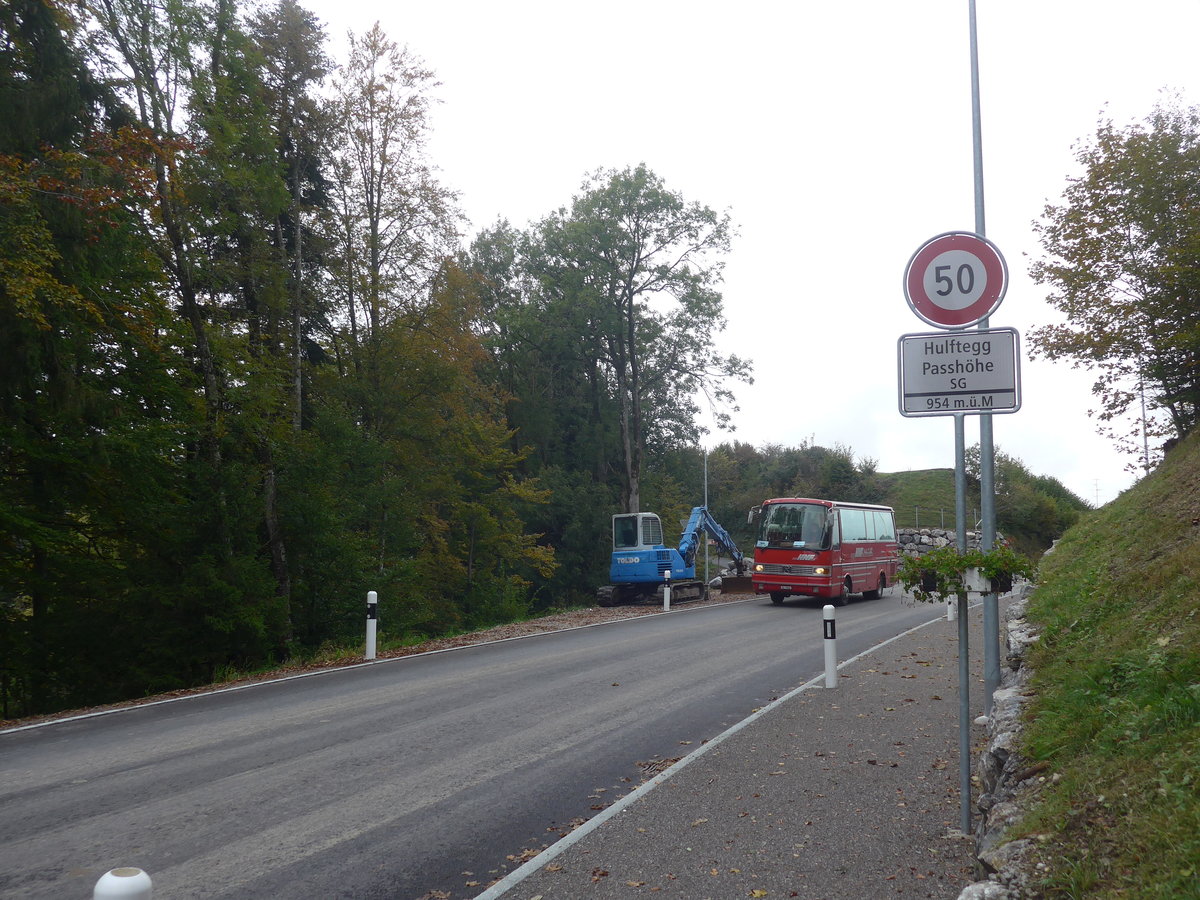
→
(883, 468, 974, 525)
(1017, 431, 1200, 899)
(879, 468, 981, 529)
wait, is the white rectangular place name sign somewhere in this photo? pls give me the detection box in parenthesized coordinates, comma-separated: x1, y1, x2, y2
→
(897, 327, 1021, 418)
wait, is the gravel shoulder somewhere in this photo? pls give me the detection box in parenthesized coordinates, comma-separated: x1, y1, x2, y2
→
(505, 607, 982, 899)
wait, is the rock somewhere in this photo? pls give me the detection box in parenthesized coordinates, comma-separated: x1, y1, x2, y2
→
(896, 527, 997, 560)
(957, 882, 1017, 900)
(955, 598, 1043, 900)
(977, 801, 1024, 855)
(978, 836, 1038, 876)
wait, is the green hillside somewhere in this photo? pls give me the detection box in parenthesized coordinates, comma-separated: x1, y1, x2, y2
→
(1015, 431, 1200, 898)
(878, 468, 980, 530)
(875, 465, 1085, 557)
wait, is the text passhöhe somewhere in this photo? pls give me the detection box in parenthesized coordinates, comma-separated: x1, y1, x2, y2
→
(920, 337, 995, 376)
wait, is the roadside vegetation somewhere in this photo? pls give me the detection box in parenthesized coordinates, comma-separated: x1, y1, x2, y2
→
(2, 0, 1191, 748)
(1017, 430, 1200, 899)
(3, 5, 1199, 893)
(876, 453, 1086, 557)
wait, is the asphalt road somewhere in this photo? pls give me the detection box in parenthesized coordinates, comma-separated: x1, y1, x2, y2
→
(0, 591, 948, 899)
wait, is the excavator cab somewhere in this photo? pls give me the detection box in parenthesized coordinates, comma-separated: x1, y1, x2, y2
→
(612, 513, 664, 552)
(608, 513, 674, 586)
(600, 512, 682, 606)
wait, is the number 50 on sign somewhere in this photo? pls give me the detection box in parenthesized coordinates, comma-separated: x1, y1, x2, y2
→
(903, 232, 1008, 330)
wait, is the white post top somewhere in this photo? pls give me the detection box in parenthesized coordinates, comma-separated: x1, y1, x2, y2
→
(94, 868, 152, 900)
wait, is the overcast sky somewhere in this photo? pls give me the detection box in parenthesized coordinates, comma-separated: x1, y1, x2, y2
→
(308, 0, 1200, 506)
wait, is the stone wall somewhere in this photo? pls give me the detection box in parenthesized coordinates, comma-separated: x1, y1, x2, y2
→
(897, 527, 987, 558)
(955, 586, 1043, 900)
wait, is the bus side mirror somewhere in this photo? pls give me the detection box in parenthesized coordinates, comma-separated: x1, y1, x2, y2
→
(748, 505, 761, 525)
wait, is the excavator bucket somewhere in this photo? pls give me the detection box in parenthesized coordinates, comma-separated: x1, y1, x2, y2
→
(718, 574, 754, 594)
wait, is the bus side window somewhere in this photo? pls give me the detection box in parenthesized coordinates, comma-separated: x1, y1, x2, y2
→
(886, 511, 896, 541)
(840, 509, 867, 542)
(874, 510, 895, 541)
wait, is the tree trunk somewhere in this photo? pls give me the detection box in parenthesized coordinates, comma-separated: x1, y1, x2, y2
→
(260, 451, 293, 647)
(290, 194, 304, 433)
(623, 282, 642, 513)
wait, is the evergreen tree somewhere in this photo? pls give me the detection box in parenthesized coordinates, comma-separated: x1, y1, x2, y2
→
(0, 0, 203, 712)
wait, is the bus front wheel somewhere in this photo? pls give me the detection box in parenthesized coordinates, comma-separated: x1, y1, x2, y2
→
(833, 578, 852, 607)
(770, 592, 785, 605)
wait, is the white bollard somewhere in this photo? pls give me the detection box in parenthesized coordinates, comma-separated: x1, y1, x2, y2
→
(94, 867, 152, 900)
(947, 596, 958, 621)
(822, 604, 838, 688)
(663, 571, 671, 611)
(365, 590, 378, 660)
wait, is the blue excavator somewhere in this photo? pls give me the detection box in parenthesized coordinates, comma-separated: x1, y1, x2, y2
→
(597, 506, 747, 606)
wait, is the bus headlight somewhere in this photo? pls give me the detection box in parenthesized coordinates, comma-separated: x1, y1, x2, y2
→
(814, 567, 829, 576)
(754, 563, 764, 573)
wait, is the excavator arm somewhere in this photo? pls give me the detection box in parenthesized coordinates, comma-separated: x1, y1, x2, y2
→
(676, 507, 746, 574)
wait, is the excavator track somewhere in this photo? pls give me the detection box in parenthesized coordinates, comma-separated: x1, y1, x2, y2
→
(654, 581, 707, 604)
(597, 582, 711, 607)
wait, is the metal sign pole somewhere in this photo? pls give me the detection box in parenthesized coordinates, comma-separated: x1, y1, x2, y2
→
(704, 449, 710, 587)
(954, 413, 971, 836)
(896, 0, 1010, 837)
(969, 0, 1002, 716)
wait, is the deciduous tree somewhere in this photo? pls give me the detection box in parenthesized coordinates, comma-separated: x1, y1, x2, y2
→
(329, 23, 459, 398)
(1030, 99, 1200, 469)
(527, 164, 751, 512)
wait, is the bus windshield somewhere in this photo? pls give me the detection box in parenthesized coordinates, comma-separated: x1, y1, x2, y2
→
(757, 503, 830, 549)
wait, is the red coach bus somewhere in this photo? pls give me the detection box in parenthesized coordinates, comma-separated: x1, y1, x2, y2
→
(748, 498, 900, 605)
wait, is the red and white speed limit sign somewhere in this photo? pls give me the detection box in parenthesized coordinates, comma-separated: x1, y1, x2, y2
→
(903, 232, 1008, 329)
